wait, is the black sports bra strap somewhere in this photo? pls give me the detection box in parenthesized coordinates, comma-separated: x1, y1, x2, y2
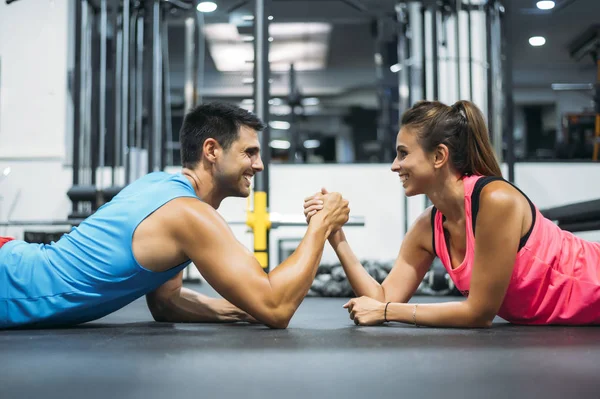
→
(430, 206, 438, 258)
(471, 176, 536, 251)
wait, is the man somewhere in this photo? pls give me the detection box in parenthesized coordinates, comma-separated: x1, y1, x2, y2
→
(0, 102, 349, 329)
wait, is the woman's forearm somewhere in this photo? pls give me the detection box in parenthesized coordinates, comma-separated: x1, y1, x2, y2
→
(329, 229, 385, 301)
(386, 301, 492, 328)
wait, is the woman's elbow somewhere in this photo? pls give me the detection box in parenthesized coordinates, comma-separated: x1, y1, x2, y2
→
(469, 311, 495, 328)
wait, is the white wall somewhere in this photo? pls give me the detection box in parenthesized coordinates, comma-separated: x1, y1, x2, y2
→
(0, 0, 70, 160)
(0, 0, 72, 236)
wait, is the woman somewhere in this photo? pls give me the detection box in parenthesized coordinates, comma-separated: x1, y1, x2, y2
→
(304, 100, 600, 328)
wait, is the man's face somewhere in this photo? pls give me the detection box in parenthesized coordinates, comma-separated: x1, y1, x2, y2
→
(214, 125, 264, 197)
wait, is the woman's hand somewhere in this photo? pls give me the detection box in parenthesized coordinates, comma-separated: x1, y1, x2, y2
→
(303, 188, 329, 223)
(343, 296, 386, 326)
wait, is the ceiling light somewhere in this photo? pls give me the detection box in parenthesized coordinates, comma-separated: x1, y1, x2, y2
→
(390, 63, 402, 73)
(270, 140, 291, 149)
(302, 97, 320, 106)
(536, 1, 555, 10)
(303, 140, 320, 149)
(197, 2, 217, 13)
(269, 121, 291, 130)
(529, 36, 546, 46)
(2, 167, 11, 177)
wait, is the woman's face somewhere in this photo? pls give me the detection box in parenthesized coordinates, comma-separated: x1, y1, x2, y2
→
(390, 127, 437, 197)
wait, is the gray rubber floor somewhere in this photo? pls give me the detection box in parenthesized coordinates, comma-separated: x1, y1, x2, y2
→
(2, 283, 600, 399)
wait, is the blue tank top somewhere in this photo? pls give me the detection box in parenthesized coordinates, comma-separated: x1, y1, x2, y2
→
(0, 172, 198, 328)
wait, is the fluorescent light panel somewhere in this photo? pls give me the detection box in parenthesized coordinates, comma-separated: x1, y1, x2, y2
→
(204, 23, 332, 72)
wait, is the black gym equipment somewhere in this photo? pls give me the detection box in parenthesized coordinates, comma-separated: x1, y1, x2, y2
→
(310, 257, 460, 298)
(4, 0, 199, 224)
(540, 199, 600, 233)
(67, 0, 193, 223)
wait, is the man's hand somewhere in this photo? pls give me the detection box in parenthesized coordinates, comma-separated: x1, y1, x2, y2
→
(316, 191, 350, 233)
(304, 188, 350, 230)
(304, 188, 348, 244)
(343, 296, 386, 326)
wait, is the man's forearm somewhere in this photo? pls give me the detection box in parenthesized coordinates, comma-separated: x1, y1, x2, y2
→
(154, 287, 249, 323)
(265, 219, 331, 322)
(329, 229, 384, 301)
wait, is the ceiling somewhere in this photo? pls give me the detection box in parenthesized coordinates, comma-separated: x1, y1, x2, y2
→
(163, 0, 600, 109)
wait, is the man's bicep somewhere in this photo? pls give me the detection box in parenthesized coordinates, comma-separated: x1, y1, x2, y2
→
(178, 207, 275, 318)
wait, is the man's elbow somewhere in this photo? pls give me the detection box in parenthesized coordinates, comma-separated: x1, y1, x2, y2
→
(146, 296, 174, 323)
(261, 306, 292, 329)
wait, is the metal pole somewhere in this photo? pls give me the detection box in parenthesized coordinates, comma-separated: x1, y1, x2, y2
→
(161, 5, 171, 170)
(91, 4, 100, 188)
(195, 11, 206, 105)
(409, 2, 423, 103)
(153, 0, 163, 172)
(252, 0, 271, 271)
(72, 0, 83, 213)
(421, 5, 427, 99)
(455, 0, 462, 100)
(501, 1, 515, 181)
(595, 52, 600, 161)
(110, 0, 121, 186)
(485, 1, 494, 144)
(83, 3, 93, 187)
(489, 1, 503, 163)
(288, 63, 301, 163)
(121, 0, 130, 185)
(136, 12, 144, 156)
(184, 16, 196, 112)
(128, 7, 138, 182)
(467, 0, 474, 100)
(431, 5, 439, 100)
(375, 18, 392, 163)
(99, 0, 107, 188)
(396, 3, 410, 115)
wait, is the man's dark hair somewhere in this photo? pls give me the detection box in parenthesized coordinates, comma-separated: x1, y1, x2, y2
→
(179, 102, 266, 168)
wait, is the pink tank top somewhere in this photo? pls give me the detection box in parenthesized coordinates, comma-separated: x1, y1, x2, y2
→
(433, 174, 600, 325)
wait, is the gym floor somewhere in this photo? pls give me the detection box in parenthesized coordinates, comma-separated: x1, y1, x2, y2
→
(2, 283, 599, 399)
